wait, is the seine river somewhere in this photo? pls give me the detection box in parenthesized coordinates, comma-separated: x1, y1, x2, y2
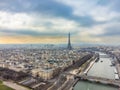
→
(74, 52, 118, 90)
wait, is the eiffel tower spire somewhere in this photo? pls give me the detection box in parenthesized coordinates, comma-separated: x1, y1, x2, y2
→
(67, 32, 72, 50)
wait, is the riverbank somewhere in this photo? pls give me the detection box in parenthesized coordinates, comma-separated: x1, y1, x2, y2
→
(74, 52, 119, 90)
(115, 63, 120, 79)
(69, 54, 97, 90)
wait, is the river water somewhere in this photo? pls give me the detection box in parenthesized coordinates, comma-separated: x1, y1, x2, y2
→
(74, 52, 118, 90)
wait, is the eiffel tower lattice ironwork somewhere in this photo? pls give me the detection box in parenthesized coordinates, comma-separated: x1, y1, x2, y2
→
(67, 33, 72, 50)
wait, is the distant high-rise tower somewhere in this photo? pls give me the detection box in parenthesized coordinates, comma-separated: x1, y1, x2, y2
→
(67, 32, 72, 50)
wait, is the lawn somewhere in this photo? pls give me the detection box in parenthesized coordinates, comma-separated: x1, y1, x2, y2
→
(0, 81, 14, 90)
(0, 80, 2, 84)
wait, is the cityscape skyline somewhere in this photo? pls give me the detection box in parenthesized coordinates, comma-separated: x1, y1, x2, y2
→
(0, 0, 120, 45)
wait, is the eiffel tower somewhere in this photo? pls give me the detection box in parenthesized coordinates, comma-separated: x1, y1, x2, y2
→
(67, 32, 72, 50)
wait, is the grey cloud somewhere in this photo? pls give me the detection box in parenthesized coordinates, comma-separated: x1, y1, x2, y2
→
(0, 0, 104, 27)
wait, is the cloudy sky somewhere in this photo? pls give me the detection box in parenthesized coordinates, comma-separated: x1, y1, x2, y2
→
(0, 0, 120, 44)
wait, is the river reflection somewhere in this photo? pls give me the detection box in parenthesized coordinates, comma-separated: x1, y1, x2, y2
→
(88, 52, 114, 79)
(74, 81, 118, 90)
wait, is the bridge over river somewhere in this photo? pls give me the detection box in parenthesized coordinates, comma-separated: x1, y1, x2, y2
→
(64, 72, 120, 89)
(63, 72, 120, 89)
(75, 75, 120, 87)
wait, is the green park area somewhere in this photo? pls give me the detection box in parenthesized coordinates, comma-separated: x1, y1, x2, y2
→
(0, 80, 14, 90)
